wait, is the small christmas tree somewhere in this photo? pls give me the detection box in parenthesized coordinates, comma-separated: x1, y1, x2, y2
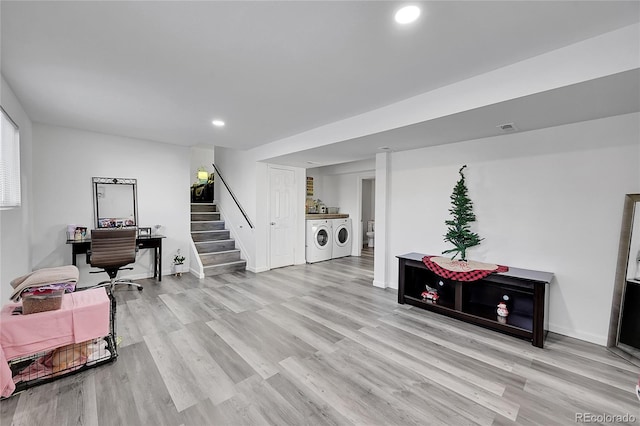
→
(442, 165, 482, 261)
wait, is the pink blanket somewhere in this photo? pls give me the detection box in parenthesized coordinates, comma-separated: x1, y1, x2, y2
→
(0, 288, 109, 397)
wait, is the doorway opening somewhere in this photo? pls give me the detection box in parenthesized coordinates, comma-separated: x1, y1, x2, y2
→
(360, 177, 375, 255)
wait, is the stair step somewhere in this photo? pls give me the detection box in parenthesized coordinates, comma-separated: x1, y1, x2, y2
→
(191, 212, 221, 221)
(200, 249, 241, 266)
(195, 239, 236, 253)
(204, 260, 247, 276)
(190, 203, 246, 273)
(191, 220, 225, 231)
(191, 203, 218, 213)
(191, 230, 230, 242)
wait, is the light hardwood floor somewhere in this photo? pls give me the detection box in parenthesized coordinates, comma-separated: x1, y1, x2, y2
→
(2, 249, 639, 425)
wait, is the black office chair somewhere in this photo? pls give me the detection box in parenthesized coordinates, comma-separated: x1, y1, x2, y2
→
(88, 228, 143, 291)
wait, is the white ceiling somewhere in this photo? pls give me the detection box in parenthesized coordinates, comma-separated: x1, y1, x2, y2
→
(270, 69, 640, 167)
(2, 1, 639, 164)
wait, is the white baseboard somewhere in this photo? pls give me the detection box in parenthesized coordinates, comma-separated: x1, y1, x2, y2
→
(373, 279, 387, 289)
(189, 268, 204, 279)
(547, 324, 607, 346)
(249, 266, 269, 273)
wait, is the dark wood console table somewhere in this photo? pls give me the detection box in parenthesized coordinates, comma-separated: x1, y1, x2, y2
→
(67, 235, 165, 281)
(397, 252, 553, 348)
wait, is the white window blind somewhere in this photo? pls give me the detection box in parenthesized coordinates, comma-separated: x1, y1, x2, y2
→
(0, 106, 21, 208)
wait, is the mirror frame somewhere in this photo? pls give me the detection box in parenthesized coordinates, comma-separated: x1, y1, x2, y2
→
(92, 177, 138, 229)
(607, 193, 640, 365)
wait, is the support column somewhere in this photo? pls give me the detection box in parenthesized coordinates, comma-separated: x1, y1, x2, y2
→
(373, 152, 389, 288)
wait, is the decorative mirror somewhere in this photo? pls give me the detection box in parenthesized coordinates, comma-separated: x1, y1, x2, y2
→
(608, 193, 640, 365)
(92, 177, 138, 229)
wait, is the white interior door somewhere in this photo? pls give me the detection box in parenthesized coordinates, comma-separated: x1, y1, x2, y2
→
(269, 167, 296, 269)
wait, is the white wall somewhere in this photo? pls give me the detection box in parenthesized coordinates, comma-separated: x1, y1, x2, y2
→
(305, 170, 323, 201)
(0, 76, 33, 302)
(322, 174, 358, 217)
(307, 159, 374, 203)
(214, 146, 258, 270)
(190, 146, 214, 185)
(214, 146, 307, 271)
(30, 124, 191, 285)
(386, 113, 640, 345)
(308, 159, 375, 211)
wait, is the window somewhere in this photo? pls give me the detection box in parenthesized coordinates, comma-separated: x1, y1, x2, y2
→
(0, 106, 21, 208)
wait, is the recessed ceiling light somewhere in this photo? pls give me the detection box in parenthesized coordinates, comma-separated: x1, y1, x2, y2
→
(395, 5, 421, 24)
(212, 119, 225, 127)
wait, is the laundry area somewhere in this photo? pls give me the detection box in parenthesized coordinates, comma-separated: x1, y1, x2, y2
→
(305, 171, 374, 264)
(305, 213, 352, 264)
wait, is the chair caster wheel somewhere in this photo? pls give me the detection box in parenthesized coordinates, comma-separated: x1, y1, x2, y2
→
(137, 287, 143, 291)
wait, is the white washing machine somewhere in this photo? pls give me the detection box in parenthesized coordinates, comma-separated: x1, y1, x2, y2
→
(332, 218, 352, 258)
(306, 219, 333, 263)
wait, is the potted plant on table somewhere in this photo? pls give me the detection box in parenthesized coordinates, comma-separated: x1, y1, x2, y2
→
(173, 250, 187, 276)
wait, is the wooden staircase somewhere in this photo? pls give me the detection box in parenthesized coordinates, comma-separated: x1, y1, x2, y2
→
(191, 203, 246, 275)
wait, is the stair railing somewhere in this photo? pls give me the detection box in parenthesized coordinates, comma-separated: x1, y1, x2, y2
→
(212, 163, 254, 229)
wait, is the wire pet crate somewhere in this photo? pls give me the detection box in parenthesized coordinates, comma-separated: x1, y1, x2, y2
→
(9, 335, 117, 392)
(6, 291, 118, 395)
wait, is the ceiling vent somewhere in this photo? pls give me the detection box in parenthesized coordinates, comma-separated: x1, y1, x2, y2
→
(497, 122, 518, 133)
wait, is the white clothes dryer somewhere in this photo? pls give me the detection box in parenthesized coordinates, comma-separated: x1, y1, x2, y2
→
(306, 219, 333, 263)
(332, 218, 352, 259)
